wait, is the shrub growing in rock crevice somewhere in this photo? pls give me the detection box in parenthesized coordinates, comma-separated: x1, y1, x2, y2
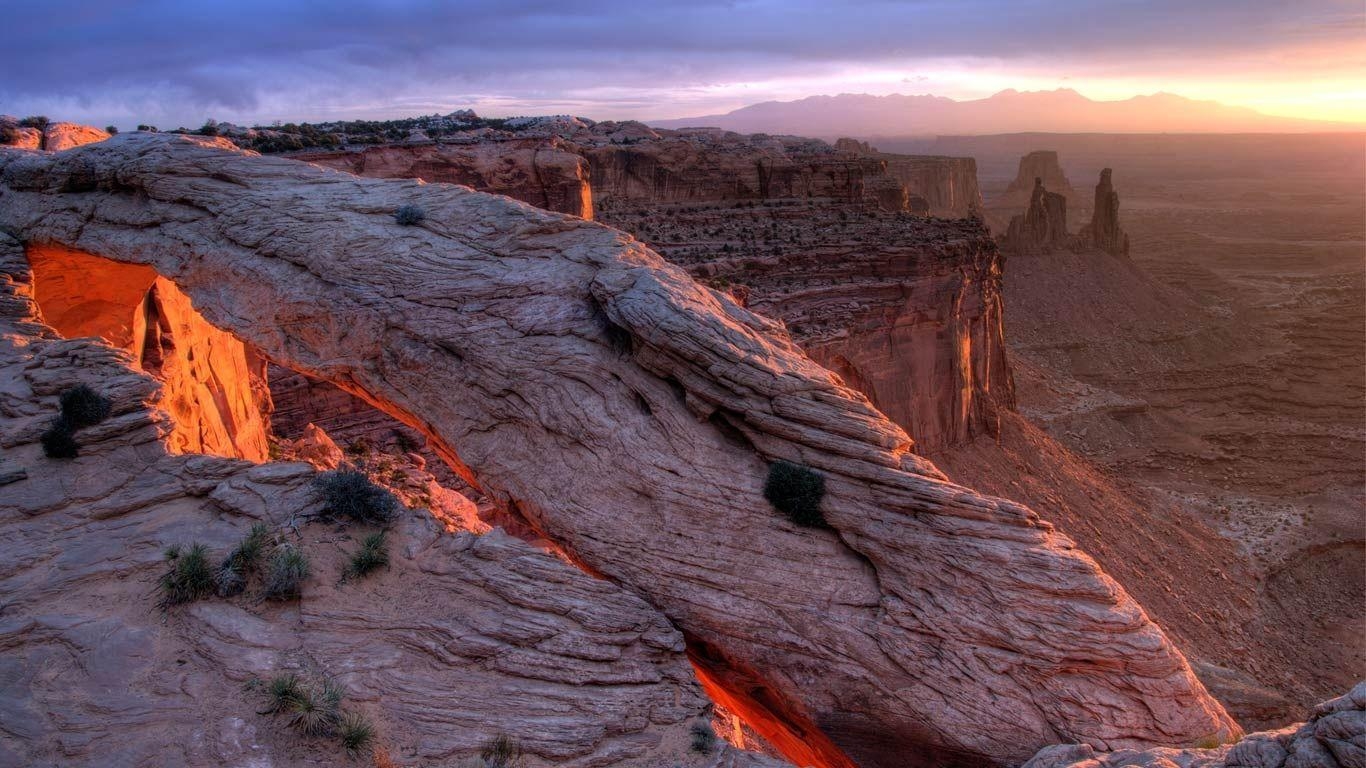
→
(763, 460, 827, 527)
(40, 417, 79, 459)
(263, 545, 310, 601)
(59, 384, 111, 428)
(689, 719, 717, 753)
(343, 531, 389, 581)
(314, 470, 401, 526)
(393, 205, 426, 226)
(215, 524, 270, 597)
(480, 735, 523, 768)
(158, 543, 215, 607)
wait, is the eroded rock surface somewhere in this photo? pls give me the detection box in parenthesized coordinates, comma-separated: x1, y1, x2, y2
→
(1079, 168, 1130, 256)
(1001, 151, 1075, 206)
(1025, 682, 1366, 768)
(0, 135, 1238, 767)
(1002, 178, 1072, 255)
(297, 138, 594, 219)
(0, 232, 776, 768)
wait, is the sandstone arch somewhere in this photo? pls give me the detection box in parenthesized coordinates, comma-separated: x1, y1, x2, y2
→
(0, 135, 1238, 767)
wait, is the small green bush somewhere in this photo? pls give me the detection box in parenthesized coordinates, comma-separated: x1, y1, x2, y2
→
(338, 710, 376, 755)
(159, 543, 215, 606)
(263, 545, 310, 601)
(393, 205, 426, 226)
(285, 680, 342, 736)
(344, 531, 389, 581)
(40, 417, 79, 459)
(763, 460, 827, 527)
(314, 470, 401, 526)
(689, 719, 717, 753)
(264, 673, 306, 714)
(216, 523, 270, 597)
(481, 735, 523, 768)
(59, 384, 111, 428)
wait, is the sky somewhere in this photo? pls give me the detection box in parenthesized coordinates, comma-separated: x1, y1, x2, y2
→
(2, 0, 1363, 130)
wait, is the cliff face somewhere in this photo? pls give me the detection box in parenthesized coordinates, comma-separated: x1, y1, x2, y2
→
(296, 138, 594, 219)
(834, 137, 984, 217)
(0, 135, 1238, 768)
(1000, 150, 1075, 206)
(599, 203, 1014, 453)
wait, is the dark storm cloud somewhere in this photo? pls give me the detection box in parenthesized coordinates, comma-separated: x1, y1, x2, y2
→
(1, 0, 1360, 123)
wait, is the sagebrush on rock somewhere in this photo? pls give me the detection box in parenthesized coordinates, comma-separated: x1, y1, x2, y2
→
(763, 460, 827, 527)
(159, 543, 215, 607)
(59, 384, 111, 428)
(314, 470, 401, 526)
(40, 417, 78, 459)
(263, 545, 310, 600)
(344, 531, 389, 581)
(216, 523, 270, 597)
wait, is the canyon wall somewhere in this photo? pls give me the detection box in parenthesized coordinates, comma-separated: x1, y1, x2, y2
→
(297, 138, 594, 219)
(0, 135, 1237, 768)
(599, 204, 1014, 453)
(1000, 150, 1075, 206)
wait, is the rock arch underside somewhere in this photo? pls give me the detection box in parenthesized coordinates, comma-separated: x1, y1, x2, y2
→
(0, 135, 1239, 767)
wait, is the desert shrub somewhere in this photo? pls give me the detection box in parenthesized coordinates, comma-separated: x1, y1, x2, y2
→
(481, 735, 523, 768)
(215, 523, 270, 597)
(762, 460, 827, 527)
(338, 710, 376, 755)
(264, 673, 306, 713)
(59, 384, 111, 428)
(689, 720, 717, 753)
(393, 205, 426, 226)
(285, 680, 342, 736)
(40, 417, 79, 459)
(263, 545, 310, 600)
(19, 115, 49, 129)
(314, 470, 401, 526)
(344, 531, 389, 581)
(159, 543, 215, 606)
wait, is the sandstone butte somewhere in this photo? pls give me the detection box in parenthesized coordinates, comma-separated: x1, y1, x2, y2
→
(0, 134, 1241, 767)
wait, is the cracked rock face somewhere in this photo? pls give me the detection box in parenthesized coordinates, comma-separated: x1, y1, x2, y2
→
(1024, 682, 1366, 768)
(0, 232, 777, 768)
(0, 135, 1238, 767)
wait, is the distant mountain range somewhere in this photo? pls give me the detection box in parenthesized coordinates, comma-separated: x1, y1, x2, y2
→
(650, 89, 1362, 137)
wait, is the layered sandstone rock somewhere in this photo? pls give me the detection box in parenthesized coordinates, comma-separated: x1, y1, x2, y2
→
(0, 116, 42, 149)
(833, 136, 984, 217)
(28, 244, 272, 460)
(0, 135, 1238, 767)
(1001, 150, 1075, 206)
(1080, 168, 1130, 256)
(296, 138, 594, 219)
(1001, 178, 1072, 255)
(1025, 682, 1366, 768)
(0, 231, 776, 768)
(42, 121, 111, 151)
(599, 202, 1014, 453)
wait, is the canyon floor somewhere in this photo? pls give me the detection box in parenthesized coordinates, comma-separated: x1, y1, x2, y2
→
(952, 133, 1365, 716)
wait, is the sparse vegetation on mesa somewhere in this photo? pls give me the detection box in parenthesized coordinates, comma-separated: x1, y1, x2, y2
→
(689, 719, 717, 753)
(480, 735, 524, 768)
(343, 531, 390, 581)
(215, 523, 270, 597)
(263, 545, 310, 601)
(158, 543, 215, 607)
(256, 673, 377, 756)
(314, 469, 402, 526)
(40, 384, 113, 459)
(763, 460, 828, 527)
(40, 417, 79, 459)
(394, 205, 426, 226)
